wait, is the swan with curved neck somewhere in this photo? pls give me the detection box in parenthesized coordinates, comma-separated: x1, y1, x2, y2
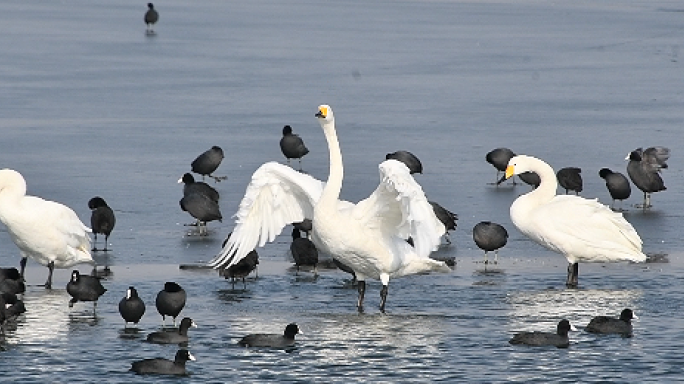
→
(209, 105, 449, 312)
(505, 155, 646, 287)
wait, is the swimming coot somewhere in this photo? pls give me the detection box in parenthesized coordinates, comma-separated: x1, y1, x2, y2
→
(238, 323, 302, 348)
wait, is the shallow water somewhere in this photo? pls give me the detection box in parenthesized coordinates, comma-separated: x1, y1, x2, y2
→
(1, 0, 684, 382)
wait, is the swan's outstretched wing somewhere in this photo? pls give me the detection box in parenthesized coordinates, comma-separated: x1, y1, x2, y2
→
(353, 159, 445, 259)
(208, 162, 324, 268)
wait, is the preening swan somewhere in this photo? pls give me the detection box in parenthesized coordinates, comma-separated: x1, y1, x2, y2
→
(208, 105, 449, 312)
(505, 155, 646, 287)
(0, 169, 93, 288)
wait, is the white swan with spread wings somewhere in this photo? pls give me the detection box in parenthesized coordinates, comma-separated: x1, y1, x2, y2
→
(208, 105, 449, 312)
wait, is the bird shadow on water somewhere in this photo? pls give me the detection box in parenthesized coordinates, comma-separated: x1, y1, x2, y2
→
(215, 288, 254, 303)
(118, 327, 145, 340)
(67, 311, 100, 326)
(472, 265, 507, 286)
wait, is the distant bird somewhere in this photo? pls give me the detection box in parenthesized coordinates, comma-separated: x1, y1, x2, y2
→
(556, 167, 583, 195)
(599, 168, 631, 211)
(88, 197, 116, 252)
(505, 155, 646, 288)
(218, 232, 259, 289)
(209, 105, 450, 313)
(626, 147, 669, 209)
(66, 270, 107, 311)
(509, 319, 577, 348)
(0, 169, 93, 289)
(191, 146, 225, 182)
(290, 227, 319, 274)
(179, 192, 222, 236)
(486, 147, 516, 185)
(280, 125, 309, 171)
(119, 286, 146, 327)
(156, 282, 186, 328)
(130, 349, 195, 376)
(144, 3, 159, 34)
(178, 173, 219, 203)
(147, 317, 196, 344)
(0, 267, 25, 295)
(386, 150, 423, 174)
(586, 308, 637, 335)
(429, 201, 458, 245)
(238, 323, 302, 348)
(472, 221, 508, 264)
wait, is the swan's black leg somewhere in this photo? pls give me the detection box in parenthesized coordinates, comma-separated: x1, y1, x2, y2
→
(357, 280, 366, 313)
(45, 261, 55, 289)
(19, 257, 27, 279)
(566, 263, 578, 288)
(379, 285, 388, 313)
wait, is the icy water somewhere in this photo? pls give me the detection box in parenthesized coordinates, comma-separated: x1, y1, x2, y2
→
(2, 0, 684, 382)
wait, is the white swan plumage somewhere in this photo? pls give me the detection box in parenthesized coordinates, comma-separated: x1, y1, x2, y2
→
(209, 105, 449, 312)
(505, 155, 646, 287)
(0, 169, 93, 288)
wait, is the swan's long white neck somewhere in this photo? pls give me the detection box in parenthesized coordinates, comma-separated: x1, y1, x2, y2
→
(319, 119, 343, 207)
(517, 157, 557, 205)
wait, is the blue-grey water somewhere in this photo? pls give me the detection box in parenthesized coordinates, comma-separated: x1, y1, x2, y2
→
(1, 0, 684, 382)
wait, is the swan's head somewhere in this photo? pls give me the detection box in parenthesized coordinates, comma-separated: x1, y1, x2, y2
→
(0, 169, 28, 196)
(504, 155, 538, 179)
(315, 105, 334, 126)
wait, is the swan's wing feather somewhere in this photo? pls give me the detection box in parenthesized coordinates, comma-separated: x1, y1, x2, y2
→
(208, 162, 324, 268)
(20, 197, 92, 265)
(528, 196, 644, 261)
(353, 159, 444, 259)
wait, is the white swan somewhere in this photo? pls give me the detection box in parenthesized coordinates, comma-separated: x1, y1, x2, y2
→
(504, 155, 646, 287)
(209, 105, 450, 312)
(0, 169, 93, 288)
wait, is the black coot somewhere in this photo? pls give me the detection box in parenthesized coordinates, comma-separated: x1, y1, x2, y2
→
(130, 349, 195, 376)
(386, 150, 423, 174)
(88, 197, 116, 251)
(238, 323, 301, 348)
(509, 319, 576, 348)
(599, 168, 631, 211)
(472, 221, 508, 264)
(155, 282, 186, 328)
(280, 125, 309, 171)
(119, 286, 146, 327)
(66, 270, 107, 311)
(147, 317, 197, 344)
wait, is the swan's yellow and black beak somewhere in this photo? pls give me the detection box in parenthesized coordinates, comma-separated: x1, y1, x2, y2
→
(315, 106, 328, 118)
(505, 165, 515, 179)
